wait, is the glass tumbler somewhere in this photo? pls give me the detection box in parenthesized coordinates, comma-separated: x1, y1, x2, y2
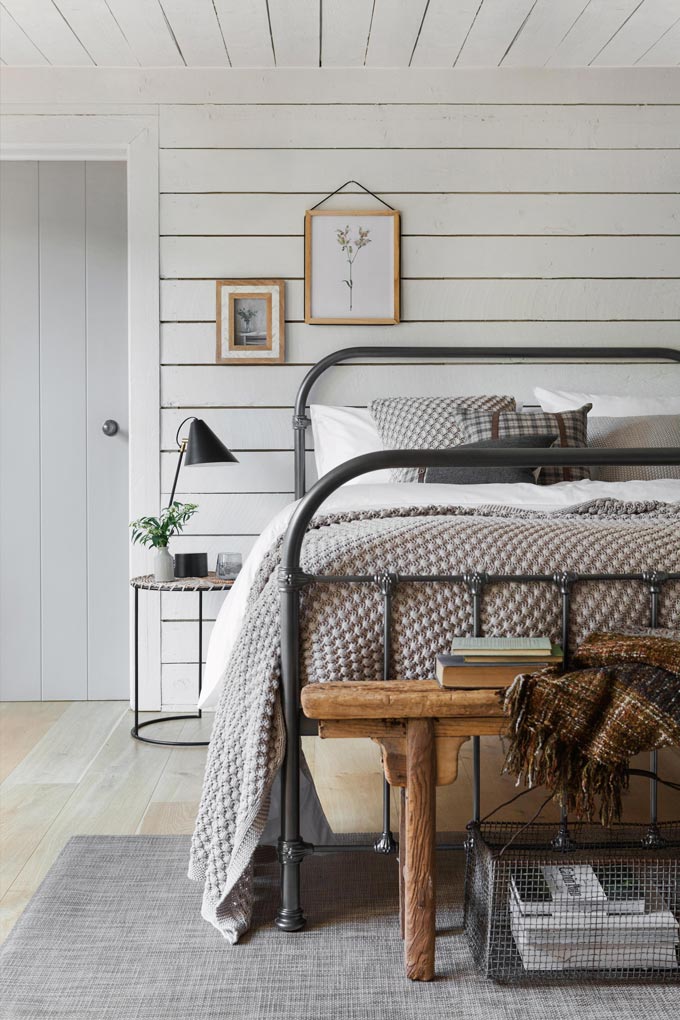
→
(216, 552, 242, 580)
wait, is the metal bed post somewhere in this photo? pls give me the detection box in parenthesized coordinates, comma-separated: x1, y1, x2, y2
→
(465, 571, 487, 824)
(375, 572, 398, 854)
(275, 564, 310, 932)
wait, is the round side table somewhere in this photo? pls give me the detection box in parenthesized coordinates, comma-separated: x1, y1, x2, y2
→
(130, 573, 234, 747)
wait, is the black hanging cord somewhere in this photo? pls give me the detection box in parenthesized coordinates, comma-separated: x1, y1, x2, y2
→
(310, 180, 395, 211)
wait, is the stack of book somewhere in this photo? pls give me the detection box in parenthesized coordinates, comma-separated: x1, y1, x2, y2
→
(435, 636, 562, 689)
(509, 864, 679, 972)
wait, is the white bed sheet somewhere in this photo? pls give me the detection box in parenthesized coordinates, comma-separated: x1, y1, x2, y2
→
(199, 478, 680, 708)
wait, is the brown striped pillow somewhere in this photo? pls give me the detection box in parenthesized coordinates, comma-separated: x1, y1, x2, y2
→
(456, 405, 592, 484)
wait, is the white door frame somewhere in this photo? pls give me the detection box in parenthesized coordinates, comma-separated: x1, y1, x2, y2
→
(0, 113, 161, 709)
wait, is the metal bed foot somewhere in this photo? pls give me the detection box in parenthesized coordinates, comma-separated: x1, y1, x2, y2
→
(275, 839, 311, 931)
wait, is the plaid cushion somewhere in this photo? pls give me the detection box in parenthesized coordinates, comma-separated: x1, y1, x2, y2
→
(369, 394, 516, 482)
(456, 404, 592, 484)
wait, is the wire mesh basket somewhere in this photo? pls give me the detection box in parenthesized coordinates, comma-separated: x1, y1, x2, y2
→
(464, 820, 680, 983)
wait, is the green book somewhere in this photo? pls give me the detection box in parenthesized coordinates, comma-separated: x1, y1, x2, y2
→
(452, 636, 552, 658)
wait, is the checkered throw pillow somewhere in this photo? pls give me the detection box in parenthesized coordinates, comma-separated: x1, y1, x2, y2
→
(369, 394, 516, 482)
(456, 404, 592, 484)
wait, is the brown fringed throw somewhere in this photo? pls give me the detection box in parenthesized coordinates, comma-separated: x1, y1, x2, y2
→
(503, 631, 680, 825)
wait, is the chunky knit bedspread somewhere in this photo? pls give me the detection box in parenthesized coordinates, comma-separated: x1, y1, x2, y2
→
(189, 500, 680, 942)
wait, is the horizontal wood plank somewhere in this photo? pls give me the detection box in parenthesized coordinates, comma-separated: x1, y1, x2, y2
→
(161, 278, 680, 327)
(161, 449, 315, 492)
(162, 320, 680, 366)
(160, 148, 680, 194)
(3, 67, 680, 106)
(0, 703, 68, 782)
(161, 405, 313, 449)
(161, 620, 213, 663)
(161, 588, 230, 621)
(161, 663, 208, 707)
(161, 355, 678, 411)
(160, 192, 680, 237)
(0, 783, 76, 898)
(159, 103, 680, 150)
(160, 492, 292, 533)
(161, 234, 680, 280)
(2, 702, 127, 787)
(160, 279, 304, 322)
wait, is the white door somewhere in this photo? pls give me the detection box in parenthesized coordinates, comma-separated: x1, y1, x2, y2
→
(0, 160, 129, 700)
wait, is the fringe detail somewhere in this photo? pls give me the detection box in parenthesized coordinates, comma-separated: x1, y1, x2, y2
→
(503, 673, 630, 826)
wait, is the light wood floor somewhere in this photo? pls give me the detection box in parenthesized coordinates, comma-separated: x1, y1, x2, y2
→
(1, 702, 678, 945)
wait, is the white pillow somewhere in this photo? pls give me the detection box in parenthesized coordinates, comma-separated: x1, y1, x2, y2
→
(534, 386, 680, 417)
(310, 404, 392, 485)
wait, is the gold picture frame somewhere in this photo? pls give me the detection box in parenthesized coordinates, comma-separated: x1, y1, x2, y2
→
(304, 209, 400, 325)
(216, 279, 285, 364)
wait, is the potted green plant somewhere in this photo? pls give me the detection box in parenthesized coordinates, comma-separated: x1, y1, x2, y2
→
(130, 502, 198, 582)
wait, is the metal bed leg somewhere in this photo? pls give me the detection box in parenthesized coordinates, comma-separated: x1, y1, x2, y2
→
(276, 571, 310, 932)
(551, 804, 575, 851)
(466, 572, 486, 824)
(375, 572, 397, 855)
(472, 737, 481, 823)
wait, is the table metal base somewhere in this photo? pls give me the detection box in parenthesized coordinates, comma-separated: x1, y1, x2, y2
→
(132, 583, 211, 748)
(130, 712, 209, 747)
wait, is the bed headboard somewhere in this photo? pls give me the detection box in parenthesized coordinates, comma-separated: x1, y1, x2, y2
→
(291, 345, 680, 499)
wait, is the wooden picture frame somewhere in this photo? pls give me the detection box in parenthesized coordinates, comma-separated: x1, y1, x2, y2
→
(216, 279, 285, 364)
(304, 209, 400, 325)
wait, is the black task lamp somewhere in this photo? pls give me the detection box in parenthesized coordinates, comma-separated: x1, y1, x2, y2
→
(169, 416, 238, 577)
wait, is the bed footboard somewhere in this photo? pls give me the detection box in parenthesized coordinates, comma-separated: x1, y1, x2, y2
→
(276, 345, 680, 934)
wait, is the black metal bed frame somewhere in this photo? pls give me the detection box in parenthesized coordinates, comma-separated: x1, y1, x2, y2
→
(274, 346, 680, 934)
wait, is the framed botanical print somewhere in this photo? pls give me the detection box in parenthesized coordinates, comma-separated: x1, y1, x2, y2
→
(216, 279, 285, 364)
(304, 209, 400, 324)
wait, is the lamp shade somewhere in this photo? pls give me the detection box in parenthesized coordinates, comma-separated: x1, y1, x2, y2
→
(184, 418, 238, 467)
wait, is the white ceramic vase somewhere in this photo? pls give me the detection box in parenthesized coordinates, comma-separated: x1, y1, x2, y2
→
(154, 547, 175, 583)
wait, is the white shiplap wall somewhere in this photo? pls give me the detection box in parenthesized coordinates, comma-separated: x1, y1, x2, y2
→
(157, 86, 679, 707)
(3, 69, 678, 707)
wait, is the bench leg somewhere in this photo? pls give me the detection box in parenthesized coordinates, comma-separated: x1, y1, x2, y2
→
(399, 787, 406, 939)
(404, 718, 436, 981)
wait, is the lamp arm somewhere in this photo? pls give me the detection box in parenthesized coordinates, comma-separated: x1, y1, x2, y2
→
(167, 415, 197, 508)
(167, 440, 187, 508)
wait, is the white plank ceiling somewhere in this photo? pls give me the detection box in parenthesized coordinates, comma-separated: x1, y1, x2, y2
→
(0, 0, 678, 68)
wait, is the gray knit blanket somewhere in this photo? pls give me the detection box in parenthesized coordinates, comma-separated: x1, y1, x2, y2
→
(189, 500, 680, 942)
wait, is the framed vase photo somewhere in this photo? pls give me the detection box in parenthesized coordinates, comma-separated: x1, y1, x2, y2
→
(304, 210, 400, 324)
(216, 279, 285, 364)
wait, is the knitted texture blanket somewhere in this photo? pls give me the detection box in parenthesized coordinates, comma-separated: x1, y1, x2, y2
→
(504, 630, 680, 825)
(189, 500, 680, 942)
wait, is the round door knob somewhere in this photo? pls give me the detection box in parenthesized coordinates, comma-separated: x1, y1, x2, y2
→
(102, 419, 119, 437)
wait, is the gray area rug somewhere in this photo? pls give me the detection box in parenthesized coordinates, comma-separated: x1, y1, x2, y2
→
(1, 836, 678, 1019)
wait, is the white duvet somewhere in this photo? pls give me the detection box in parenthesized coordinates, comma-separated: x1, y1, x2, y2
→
(199, 478, 680, 708)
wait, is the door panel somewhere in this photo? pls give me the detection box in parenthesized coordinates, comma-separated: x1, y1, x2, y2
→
(39, 162, 88, 701)
(86, 162, 129, 699)
(0, 160, 128, 700)
(0, 162, 41, 700)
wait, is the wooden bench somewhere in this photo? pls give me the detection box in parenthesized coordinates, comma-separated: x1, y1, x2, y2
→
(300, 680, 507, 981)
